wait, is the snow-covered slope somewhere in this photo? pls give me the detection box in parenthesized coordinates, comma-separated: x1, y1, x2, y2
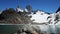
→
(55, 11, 60, 25)
(16, 6, 60, 25)
(30, 9, 60, 25)
(25, 9, 28, 12)
(16, 8, 23, 12)
(30, 10, 50, 23)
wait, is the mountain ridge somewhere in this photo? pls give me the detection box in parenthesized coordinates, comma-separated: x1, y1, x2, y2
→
(0, 5, 60, 25)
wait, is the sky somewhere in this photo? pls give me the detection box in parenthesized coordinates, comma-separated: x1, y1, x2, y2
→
(0, 0, 60, 13)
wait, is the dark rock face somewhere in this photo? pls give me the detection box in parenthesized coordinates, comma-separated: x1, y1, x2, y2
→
(0, 8, 32, 24)
(56, 7, 60, 13)
(0, 8, 16, 20)
(26, 5, 32, 14)
(26, 5, 32, 11)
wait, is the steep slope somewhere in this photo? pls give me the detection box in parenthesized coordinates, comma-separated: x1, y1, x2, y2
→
(0, 6, 60, 25)
(56, 7, 60, 13)
(30, 7, 60, 25)
(0, 8, 32, 24)
(30, 10, 50, 24)
(47, 7, 60, 25)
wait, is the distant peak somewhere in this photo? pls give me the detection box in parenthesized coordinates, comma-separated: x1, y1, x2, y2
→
(56, 6, 60, 13)
(26, 5, 32, 11)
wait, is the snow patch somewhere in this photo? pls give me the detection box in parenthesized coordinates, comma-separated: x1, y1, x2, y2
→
(30, 11, 50, 23)
(17, 8, 23, 12)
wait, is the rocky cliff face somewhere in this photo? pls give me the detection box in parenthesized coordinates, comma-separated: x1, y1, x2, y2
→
(0, 8, 32, 24)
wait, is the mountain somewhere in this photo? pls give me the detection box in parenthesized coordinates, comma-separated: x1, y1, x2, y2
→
(30, 10, 50, 24)
(56, 7, 60, 13)
(47, 7, 60, 25)
(0, 8, 32, 24)
(0, 5, 60, 25)
(30, 7, 60, 25)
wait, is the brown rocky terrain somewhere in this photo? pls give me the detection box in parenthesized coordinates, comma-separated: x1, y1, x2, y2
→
(0, 8, 32, 24)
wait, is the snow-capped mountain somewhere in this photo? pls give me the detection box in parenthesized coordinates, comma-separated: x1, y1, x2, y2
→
(16, 6, 60, 25)
(29, 7, 60, 25)
(0, 5, 60, 25)
(48, 7, 60, 25)
(30, 10, 50, 23)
